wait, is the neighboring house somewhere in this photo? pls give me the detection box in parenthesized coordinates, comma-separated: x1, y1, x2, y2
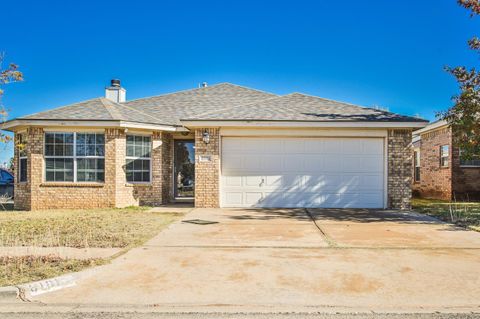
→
(2, 81, 427, 210)
(412, 120, 480, 201)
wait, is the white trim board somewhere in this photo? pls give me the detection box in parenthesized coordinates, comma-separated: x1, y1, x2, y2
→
(220, 128, 388, 137)
(2, 120, 179, 132)
(182, 120, 427, 129)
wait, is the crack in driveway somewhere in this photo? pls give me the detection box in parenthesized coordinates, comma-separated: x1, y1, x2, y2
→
(305, 209, 338, 247)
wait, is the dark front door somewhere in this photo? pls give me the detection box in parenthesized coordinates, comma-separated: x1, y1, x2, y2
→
(174, 140, 195, 198)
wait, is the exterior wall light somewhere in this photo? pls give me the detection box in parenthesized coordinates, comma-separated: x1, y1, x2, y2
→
(202, 130, 210, 144)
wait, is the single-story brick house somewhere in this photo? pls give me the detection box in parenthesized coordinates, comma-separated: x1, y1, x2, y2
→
(3, 81, 427, 210)
(412, 120, 480, 201)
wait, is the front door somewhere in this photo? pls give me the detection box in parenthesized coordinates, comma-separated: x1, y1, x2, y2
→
(174, 140, 195, 198)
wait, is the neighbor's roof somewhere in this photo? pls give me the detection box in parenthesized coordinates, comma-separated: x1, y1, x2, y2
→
(413, 119, 448, 136)
(9, 83, 427, 129)
(182, 92, 426, 122)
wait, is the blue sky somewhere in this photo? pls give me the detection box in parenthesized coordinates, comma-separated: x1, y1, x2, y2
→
(1, 0, 479, 164)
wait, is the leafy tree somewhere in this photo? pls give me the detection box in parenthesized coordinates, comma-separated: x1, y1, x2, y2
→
(440, 0, 480, 159)
(0, 53, 23, 143)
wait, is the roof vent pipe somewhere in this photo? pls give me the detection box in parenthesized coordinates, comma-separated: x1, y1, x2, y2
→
(201, 82, 208, 88)
(105, 79, 126, 103)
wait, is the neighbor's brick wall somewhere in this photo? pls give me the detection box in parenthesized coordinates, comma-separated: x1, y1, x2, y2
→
(412, 127, 452, 200)
(13, 127, 173, 210)
(194, 128, 220, 208)
(451, 135, 480, 201)
(388, 129, 413, 210)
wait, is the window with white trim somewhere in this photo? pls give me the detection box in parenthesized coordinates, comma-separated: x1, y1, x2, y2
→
(18, 133, 27, 182)
(414, 150, 421, 182)
(126, 135, 151, 183)
(459, 150, 480, 167)
(440, 145, 449, 168)
(44, 132, 105, 182)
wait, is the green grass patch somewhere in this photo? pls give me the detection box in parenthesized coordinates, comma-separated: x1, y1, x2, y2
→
(0, 207, 183, 248)
(412, 198, 480, 227)
(0, 256, 107, 286)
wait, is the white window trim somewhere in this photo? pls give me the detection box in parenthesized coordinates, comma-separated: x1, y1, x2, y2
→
(440, 145, 449, 168)
(44, 132, 105, 183)
(414, 149, 421, 182)
(125, 134, 152, 184)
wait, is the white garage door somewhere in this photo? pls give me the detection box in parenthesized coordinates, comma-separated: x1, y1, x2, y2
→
(221, 137, 385, 208)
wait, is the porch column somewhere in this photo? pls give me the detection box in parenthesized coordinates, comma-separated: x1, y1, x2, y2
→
(194, 128, 220, 208)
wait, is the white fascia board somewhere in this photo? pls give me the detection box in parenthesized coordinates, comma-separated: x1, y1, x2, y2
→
(1, 119, 179, 132)
(220, 127, 388, 137)
(181, 120, 428, 129)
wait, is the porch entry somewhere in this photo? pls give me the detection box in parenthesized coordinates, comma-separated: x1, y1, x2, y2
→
(174, 140, 195, 198)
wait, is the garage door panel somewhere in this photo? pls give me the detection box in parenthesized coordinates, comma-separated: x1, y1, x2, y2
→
(323, 155, 343, 172)
(342, 140, 363, 154)
(323, 140, 342, 153)
(361, 175, 384, 190)
(245, 176, 263, 187)
(224, 175, 242, 187)
(261, 155, 283, 171)
(284, 139, 305, 153)
(362, 157, 384, 172)
(265, 175, 282, 187)
(304, 139, 324, 153)
(284, 155, 305, 172)
(263, 139, 284, 153)
(245, 192, 263, 205)
(243, 155, 262, 170)
(222, 154, 243, 172)
(304, 155, 324, 171)
(281, 175, 304, 189)
(224, 192, 243, 206)
(342, 156, 364, 172)
(363, 139, 384, 155)
(221, 137, 385, 208)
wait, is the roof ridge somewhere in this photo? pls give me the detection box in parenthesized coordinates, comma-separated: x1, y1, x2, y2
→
(124, 82, 277, 104)
(115, 99, 176, 125)
(217, 82, 278, 97)
(99, 98, 123, 120)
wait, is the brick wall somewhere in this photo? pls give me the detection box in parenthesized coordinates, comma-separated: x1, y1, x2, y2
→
(161, 133, 173, 203)
(388, 129, 413, 209)
(13, 127, 173, 210)
(412, 127, 452, 200)
(194, 128, 220, 208)
(451, 134, 480, 201)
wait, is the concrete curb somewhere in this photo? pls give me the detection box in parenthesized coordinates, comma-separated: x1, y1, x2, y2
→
(467, 225, 480, 232)
(0, 286, 18, 301)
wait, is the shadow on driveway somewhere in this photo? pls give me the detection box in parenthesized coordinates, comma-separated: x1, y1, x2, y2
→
(308, 208, 443, 225)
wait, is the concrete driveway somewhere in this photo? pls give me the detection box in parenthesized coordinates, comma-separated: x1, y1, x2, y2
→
(33, 208, 480, 313)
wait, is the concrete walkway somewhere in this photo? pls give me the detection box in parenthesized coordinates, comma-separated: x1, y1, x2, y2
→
(30, 208, 480, 313)
(0, 246, 122, 259)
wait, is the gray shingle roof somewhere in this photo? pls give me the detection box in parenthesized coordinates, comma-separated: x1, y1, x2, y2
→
(123, 83, 277, 125)
(21, 97, 171, 126)
(18, 83, 277, 126)
(183, 93, 426, 122)
(16, 83, 426, 126)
